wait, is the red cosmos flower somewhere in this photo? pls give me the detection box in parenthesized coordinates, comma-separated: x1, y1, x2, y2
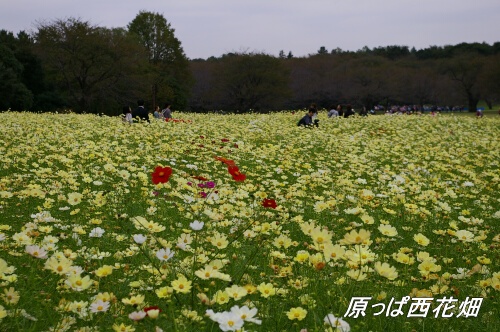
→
(192, 175, 208, 181)
(262, 198, 277, 209)
(151, 166, 172, 184)
(228, 165, 246, 182)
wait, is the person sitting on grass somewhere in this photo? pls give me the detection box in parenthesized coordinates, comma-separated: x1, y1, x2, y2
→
(297, 108, 318, 127)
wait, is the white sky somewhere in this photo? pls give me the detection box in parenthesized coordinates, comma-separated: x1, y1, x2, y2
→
(1, 0, 499, 59)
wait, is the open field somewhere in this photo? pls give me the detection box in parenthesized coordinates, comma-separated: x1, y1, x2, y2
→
(0, 112, 499, 332)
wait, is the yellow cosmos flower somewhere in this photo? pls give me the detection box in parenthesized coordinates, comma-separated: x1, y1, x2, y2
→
(65, 275, 93, 291)
(294, 250, 310, 263)
(0, 305, 7, 319)
(418, 260, 441, 276)
(225, 285, 248, 301)
(44, 255, 73, 275)
(310, 227, 333, 245)
(122, 294, 145, 305)
(323, 243, 346, 262)
(155, 286, 173, 299)
(360, 214, 375, 225)
(393, 252, 415, 265)
(477, 256, 491, 264)
(286, 307, 307, 321)
(67, 192, 83, 205)
(212, 290, 230, 304)
(2, 287, 20, 304)
(171, 275, 192, 294)
(374, 261, 399, 280)
(413, 233, 430, 246)
(112, 323, 135, 332)
(257, 282, 276, 298)
(210, 234, 229, 249)
(378, 224, 398, 237)
(95, 265, 113, 277)
(94, 292, 116, 302)
(340, 229, 372, 245)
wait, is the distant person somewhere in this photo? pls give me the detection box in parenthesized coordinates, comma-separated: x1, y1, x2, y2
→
(122, 106, 132, 124)
(476, 109, 483, 118)
(153, 106, 162, 119)
(297, 109, 315, 127)
(133, 99, 149, 122)
(162, 103, 172, 119)
(360, 106, 368, 117)
(336, 104, 344, 117)
(328, 106, 339, 118)
(344, 105, 355, 118)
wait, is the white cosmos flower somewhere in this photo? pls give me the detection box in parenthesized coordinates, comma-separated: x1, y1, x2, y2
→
(230, 305, 261, 324)
(89, 227, 105, 238)
(90, 300, 110, 313)
(189, 220, 204, 231)
(25, 245, 48, 259)
(129, 310, 147, 321)
(156, 248, 174, 261)
(133, 234, 147, 244)
(324, 314, 350, 331)
(215, 311, 244, 331)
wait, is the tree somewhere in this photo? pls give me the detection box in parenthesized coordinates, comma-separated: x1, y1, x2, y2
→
(35, 18, 149, 114)
(0, 43, 33, 110)
(214, 53, 290, 112)
(445, 55, 484, 112)
(0, 30, 37, 110)
(317, 46, 328, 55)
(479, 54, 500, 108)
(128, 11, 193, 110)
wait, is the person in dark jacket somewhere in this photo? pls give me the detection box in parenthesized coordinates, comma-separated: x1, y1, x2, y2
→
(132, 99, 150, 122)
(344, 105, 355, 118)
(297, 109, 315, 127)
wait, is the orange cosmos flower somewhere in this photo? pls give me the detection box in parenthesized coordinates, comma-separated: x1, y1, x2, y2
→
(214, 156, 236, 167)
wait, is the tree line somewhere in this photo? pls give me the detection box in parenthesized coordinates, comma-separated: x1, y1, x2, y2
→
(1, 12, 500, 114)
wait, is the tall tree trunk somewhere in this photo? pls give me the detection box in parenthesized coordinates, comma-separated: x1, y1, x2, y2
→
(467, 93, 479, 113)
(485, 99, 493, 110)
(152, 83, 157, 111)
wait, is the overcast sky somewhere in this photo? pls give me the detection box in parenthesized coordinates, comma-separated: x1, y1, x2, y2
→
(1, 0, 499, 59)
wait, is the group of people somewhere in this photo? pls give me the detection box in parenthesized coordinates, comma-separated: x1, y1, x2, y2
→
(122, 100, 173, 123)
(297, 104, 357, 128)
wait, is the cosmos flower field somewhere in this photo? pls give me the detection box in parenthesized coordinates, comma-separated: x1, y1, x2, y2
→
(0, 111, 499, 332)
